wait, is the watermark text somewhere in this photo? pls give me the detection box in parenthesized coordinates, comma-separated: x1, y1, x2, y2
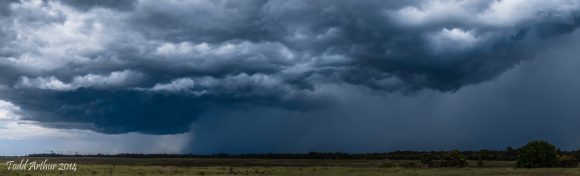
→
(5, 159, 77, 172)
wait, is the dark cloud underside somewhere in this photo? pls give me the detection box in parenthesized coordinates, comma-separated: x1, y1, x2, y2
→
(0, 0, 579, 140)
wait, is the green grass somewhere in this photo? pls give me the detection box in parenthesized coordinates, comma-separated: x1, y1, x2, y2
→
(0, 157, 578, 176)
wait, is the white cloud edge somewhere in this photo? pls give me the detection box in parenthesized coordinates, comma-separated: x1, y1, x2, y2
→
(14, 70, 143, 91)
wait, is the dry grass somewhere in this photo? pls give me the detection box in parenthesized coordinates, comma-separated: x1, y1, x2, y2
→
(0, 157, 578, 176)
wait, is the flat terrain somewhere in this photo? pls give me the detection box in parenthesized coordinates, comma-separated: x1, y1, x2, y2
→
(0, 157, 579, 176)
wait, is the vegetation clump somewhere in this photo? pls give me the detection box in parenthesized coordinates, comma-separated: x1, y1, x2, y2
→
(441, 150, 468, 167)
(557, 154, 578, 168)
(420, 154, 435, 168)
(420, 150, 468, 168)
(515, 140, 579, 168)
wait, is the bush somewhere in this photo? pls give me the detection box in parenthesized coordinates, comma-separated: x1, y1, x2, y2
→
(420, 154, 435, 168)
(557, 155, 578, 168)
(440, 150, 468, 167)
(517, 140, 558, 168)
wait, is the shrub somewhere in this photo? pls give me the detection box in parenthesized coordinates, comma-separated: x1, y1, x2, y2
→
(557, 155, 578, 168)
(517, 140, 558, 168)
(420, 154, 435, 168)
(440, 150, 468, 167)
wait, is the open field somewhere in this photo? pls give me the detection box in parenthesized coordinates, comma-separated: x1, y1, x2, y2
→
(0, 157, 579, 176)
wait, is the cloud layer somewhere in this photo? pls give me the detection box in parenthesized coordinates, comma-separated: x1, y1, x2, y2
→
(0, 0, 579, 140)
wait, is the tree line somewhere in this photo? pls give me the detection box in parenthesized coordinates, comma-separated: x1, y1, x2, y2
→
(25, 151, 517, 160)
(26, 141, 579, 168)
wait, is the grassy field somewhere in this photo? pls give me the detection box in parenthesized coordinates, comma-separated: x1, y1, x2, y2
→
(0, 157, 579, 176)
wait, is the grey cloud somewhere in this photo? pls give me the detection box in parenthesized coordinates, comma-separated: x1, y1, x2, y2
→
(4, 72, 331, 134)
(58, 0, 138, 11)
(188, 31, 580, 153)
(15, 70, 144, 91)
(127, 0, 580, 91)
(0, 0, 579, 136)
(0, 0, 19, 16)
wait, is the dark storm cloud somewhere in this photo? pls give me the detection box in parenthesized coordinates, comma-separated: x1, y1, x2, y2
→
(188, 32, 580, 153)
(128, 0, 580, 91)
(5, 73, 331, 134)
(0, 0, 579, 135)
(58, 0, 137, 11)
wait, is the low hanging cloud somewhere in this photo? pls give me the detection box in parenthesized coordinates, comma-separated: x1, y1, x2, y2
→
(15, 70, 143, 91)
(0, 0, 579, 135)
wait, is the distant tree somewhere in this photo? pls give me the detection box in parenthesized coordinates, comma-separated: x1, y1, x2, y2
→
(517, 140, 558, 168)
(506, 146, 517, 160)
(557, 155, 578, 168)
(420, 153, 435, 168)
(440, 150, 468, 167)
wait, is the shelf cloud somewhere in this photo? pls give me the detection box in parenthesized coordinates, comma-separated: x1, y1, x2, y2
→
(0, 0, 580, 152)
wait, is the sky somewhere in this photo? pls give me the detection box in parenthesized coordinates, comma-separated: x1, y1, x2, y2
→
(1, 0, 580, 155)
